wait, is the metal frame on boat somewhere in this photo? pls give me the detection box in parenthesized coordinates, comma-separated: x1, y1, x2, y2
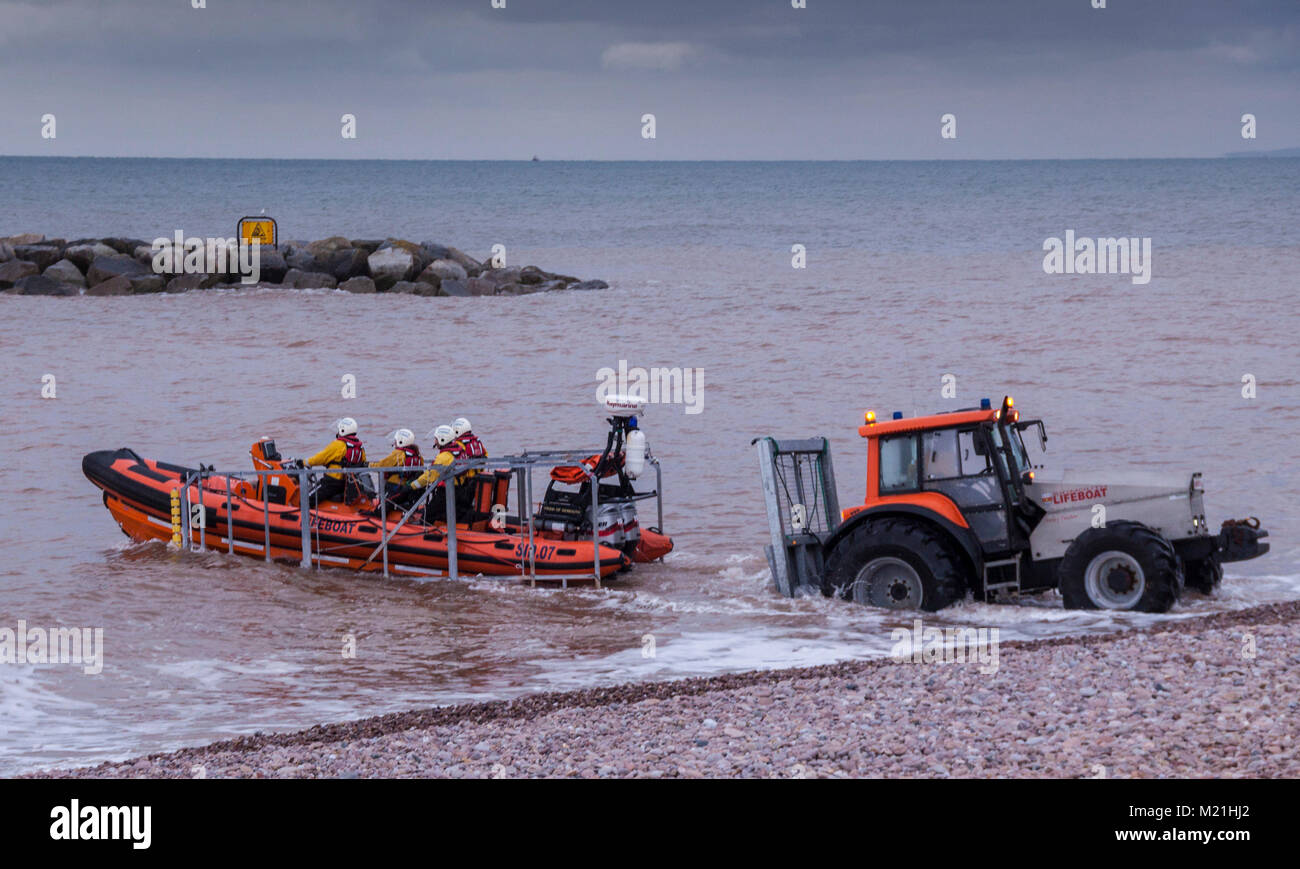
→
(173, 451, 664, 587)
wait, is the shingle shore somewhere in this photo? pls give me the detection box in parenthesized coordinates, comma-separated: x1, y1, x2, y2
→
(30, 601, 1300, 778)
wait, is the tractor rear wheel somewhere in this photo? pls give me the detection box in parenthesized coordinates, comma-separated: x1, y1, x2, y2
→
(1183, 553, 1223, 594)
(823, 517, 966, 611)
(1058, 521, 1181, 613)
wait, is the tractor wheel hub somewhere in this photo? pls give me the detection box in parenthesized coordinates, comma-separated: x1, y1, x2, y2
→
(1105, 565, 1137, 594)
(1083, 550, 1146, 609)
(853, 556, 924, 609)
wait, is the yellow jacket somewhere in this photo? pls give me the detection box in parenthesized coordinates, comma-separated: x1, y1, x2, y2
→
(371, 448, 421, 485)
(306, 438, 367, 480)
(410, 449, 456, 489)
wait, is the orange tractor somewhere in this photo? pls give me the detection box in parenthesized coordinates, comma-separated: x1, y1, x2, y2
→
(755, 396, 1268, 613)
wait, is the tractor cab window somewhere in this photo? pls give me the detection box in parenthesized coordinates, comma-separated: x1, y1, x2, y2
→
(987, 423, 1013, 479)
(927, 425, 1014, 554)
(958, 429, 992, 476)
(1009, 428, 1032, 475)
(924, 427, 1003, 508)
(879, 435, 919, 493)
(989, 423, 1030, 478)
(922, 429, 960, 480)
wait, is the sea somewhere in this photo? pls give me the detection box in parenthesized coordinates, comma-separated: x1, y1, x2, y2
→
(1, 156, 1297, 773)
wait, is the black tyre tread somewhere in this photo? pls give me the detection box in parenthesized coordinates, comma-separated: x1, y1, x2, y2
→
(1184, 554, 1223, 594)
(823, 516, 966, 611)
(1058, 520, 1181, 613)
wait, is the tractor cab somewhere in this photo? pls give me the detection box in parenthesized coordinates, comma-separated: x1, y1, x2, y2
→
(852, 397, 1045, 573)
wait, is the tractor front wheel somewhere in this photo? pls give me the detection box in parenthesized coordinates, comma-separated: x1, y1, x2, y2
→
(823, 517, 966, 611)
(1058, 521, 1181, 613)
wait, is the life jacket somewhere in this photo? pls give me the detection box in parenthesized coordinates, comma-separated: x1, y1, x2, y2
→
(338, 434, 365, 467)
(551, 453, 621, 484)
(451, 435, 486, 483)
(457, 432, 486, 459)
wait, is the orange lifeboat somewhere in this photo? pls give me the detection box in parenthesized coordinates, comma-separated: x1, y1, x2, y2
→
(82, 446, 628, 580)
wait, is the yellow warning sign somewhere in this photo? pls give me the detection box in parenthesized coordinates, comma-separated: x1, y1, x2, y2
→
(237, 217, 277, 248)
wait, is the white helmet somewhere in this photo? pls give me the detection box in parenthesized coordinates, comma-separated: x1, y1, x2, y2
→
(452, 417, 471, 437)
(392, 428, 415, 448)
(336, 417, 358, 437)
(433, 424, 456, 447)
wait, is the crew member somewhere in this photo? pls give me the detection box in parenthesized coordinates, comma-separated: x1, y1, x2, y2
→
(371, 428, 423, 507)
(452, 417, 487, 462)
(401, 424, 461, 523)
(449, 417, 488, 513)
(303, 417, 367, 504)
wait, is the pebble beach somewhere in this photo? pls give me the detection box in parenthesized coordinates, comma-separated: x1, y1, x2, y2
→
(31, 601, 1300, 779)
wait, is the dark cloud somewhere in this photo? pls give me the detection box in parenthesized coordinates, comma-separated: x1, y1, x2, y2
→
(0, 0, 1295, 158)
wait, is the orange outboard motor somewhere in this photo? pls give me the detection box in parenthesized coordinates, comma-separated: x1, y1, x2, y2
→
(250, 438, 301, 507)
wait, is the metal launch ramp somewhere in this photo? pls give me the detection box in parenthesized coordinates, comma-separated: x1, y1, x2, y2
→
(753, 436, 840, 597)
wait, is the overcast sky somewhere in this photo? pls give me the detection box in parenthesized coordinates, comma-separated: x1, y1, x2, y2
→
(1, 0, 1296, 159)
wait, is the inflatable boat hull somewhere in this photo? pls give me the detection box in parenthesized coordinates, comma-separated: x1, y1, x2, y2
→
(83, 449, 628, 580)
